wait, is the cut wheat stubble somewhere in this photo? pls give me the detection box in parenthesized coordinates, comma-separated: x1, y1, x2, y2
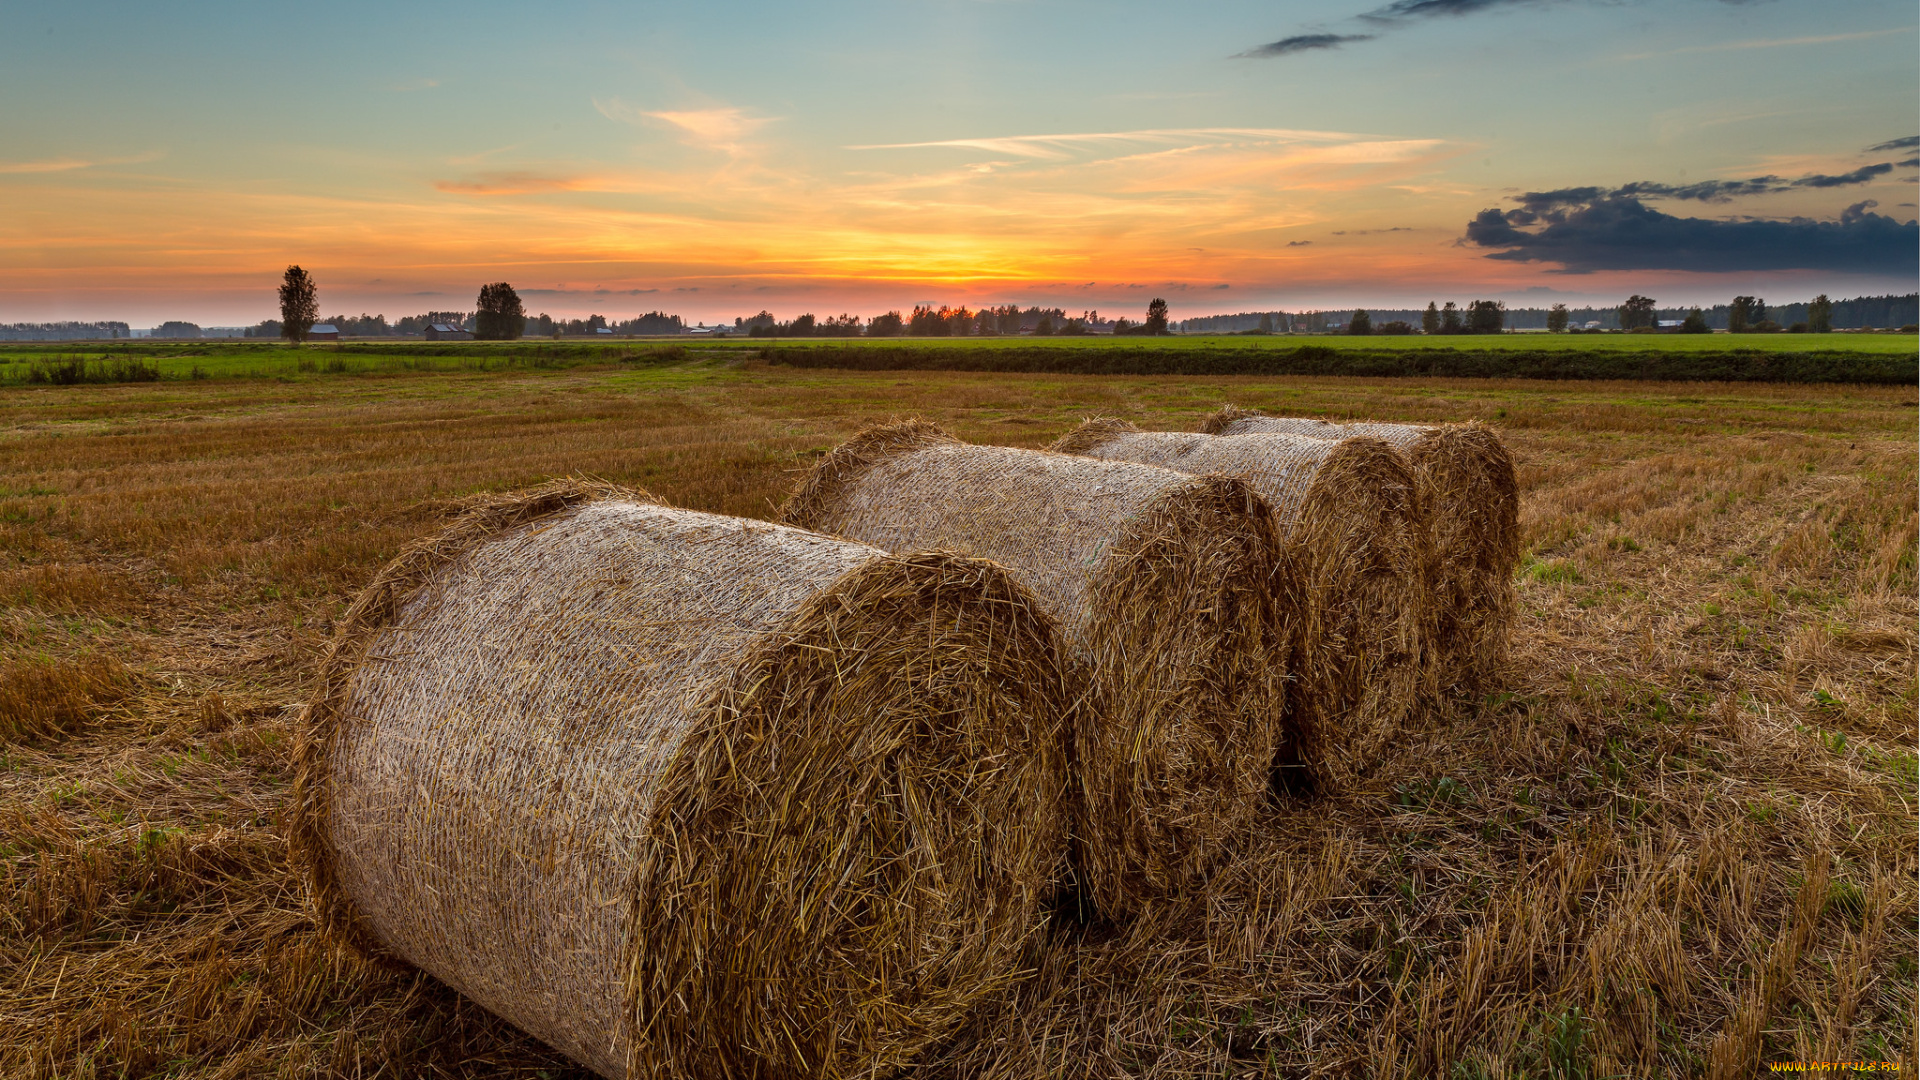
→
(289, 478, 1073, 1080)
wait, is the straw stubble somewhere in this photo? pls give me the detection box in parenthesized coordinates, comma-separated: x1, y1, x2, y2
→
(290, 479, 1072, 1080)
(782, 421, 1305, 917)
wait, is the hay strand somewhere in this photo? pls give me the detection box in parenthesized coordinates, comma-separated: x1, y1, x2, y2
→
(782, 420, 1302, 915)
(1203, 407, 1519, 690)
(1054, 418, 1425, 787)
(291, 480, 1072, 1080)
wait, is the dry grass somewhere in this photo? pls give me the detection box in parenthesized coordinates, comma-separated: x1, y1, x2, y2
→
(0, 362, 1913, 1078)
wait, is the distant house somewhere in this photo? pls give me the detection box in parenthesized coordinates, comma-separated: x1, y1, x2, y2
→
(308, 324, 340, 342)
(595, 327, 615, 336)
(425, 323, 472, 340)
(1655, 320, 1687, 330)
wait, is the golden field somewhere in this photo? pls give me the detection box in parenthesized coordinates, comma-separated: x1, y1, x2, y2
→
(1, 357, 1914, 1078)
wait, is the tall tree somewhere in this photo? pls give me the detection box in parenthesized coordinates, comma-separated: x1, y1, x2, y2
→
(1547, 303, 1569, 333)
(278, 265, 319, 343)
(1728, 296, 1757, 333)
(1618, 294, 1657, 330)
(1440, 302, 1462, 334)
(1807, 294, 1833, 333)
(1348, 309, 1372, 335)
(474, 282, 525, 340)
(1467, 300, 1505, 334)
(1257, 312, 1274, 334)
(1143, 297, 1170, 335)
(868, 311, 904, 337)
(1422, 302, 1440, 335)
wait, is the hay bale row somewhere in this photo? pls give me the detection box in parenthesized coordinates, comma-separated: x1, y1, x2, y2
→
(781, 420, 1305, 917)
(291, 481, 1073, 1080)
(292, 408, 1511, 1080)
(1202, 407, 1520, 690)
(1051, 419, 1426, 786)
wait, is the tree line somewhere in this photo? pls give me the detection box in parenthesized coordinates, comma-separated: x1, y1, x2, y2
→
(743, 299, 1172, 338)
(269, 270, 688, 341)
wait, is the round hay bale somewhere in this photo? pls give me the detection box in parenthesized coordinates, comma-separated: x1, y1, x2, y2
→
(289, 480, 1071, 1080)
(781, 421, 1302, 916)
(1202, 407, 1519, 691)
(1053, 418, 1424, 786)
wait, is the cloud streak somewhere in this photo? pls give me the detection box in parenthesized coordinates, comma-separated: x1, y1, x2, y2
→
(1865, 136, 1919, 153)
(1361, 0, 1535, 22)
(848, 127, 1364, 159)
(434, 172, 594, 196)
(1234, 34, 1376, 58)
(1510, 163, 1900, 209)
(1614, 26, 1914, 62)
(0, 151, 163, 175)
(593, 99, 776, 151)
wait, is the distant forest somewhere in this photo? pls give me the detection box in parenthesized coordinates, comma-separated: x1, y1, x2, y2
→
(1179, 294, 1919, 334)
(0, 321, 132, 341)
(235, 311, 689, 338)
(4, 293, 1913, 341)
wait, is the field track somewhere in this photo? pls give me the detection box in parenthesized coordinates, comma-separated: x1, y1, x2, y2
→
(2, 360, 1914, 1077)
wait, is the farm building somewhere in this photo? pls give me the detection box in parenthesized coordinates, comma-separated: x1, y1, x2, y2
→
(307, 324, 339, 342)
(424, 323, 472, 340)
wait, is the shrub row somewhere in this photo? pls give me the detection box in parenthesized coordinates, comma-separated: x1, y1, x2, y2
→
(758, 345, 1917, 384)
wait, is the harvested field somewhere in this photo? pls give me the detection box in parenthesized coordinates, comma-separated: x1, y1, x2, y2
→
(294, 481, 1072, 1080)
(1052, 418, 1425, 788)
(0, 361, 1913, 1078)
(783, 420, 1300, 915)
(1206, 408, 1520, 693)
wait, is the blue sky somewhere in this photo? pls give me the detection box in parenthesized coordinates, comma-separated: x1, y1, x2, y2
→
(2, 0, 1914, 323)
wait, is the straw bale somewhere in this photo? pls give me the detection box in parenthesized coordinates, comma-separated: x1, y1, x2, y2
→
(1053, 418, 1424, 786)
(289, 479, 1072, 1080)
(781, 421, 1302, 915)
(1203, 406, 1519, 690)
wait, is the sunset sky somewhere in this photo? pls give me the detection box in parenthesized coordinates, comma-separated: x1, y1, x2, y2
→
(3, 0, 1915, 325)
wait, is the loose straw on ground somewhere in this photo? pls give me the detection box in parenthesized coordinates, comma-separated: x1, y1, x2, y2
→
(1054, 418, 1425, 787)
(781, 420, 1303, 916)
(290, 479, 1072, 1080)
(1203, 407, 1519, 692)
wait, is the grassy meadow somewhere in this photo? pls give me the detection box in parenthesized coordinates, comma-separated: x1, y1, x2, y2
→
(0, 357, 1914, 1077)
(5, 332, 1912, 390)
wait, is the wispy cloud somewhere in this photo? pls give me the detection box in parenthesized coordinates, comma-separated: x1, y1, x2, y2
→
(848, 127, 1363, 160)
(1865, 135, 1919, 153)
(1234, 33, 1376, 58)
(1360, 0, 1536, 23)
(0, 151, 163, 175)
(594, 99, 776, 151)
(1615, 26, 1914, 62)
(434, 172, 594, 196)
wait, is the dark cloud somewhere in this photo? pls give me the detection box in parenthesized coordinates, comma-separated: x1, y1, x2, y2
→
(1618, 177, 1787, 201)
(1899, 157, 1920, 169)
(1865, 136, 1919, 153)
(1361, 0, 1532, 21)
(1287, 240, 1314, 246)
(1235, 33, 1375, 57)
(1463, 195, 1918, 274)
(1794, 162, 1896, 188)
(1514, 165, 1895, 211)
